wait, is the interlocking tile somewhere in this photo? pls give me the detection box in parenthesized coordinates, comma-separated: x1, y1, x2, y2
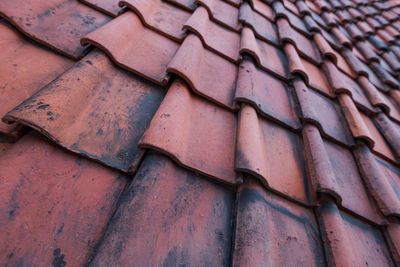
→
(120, 0, 190, 41)
(0, 21, 74, 139)
(4, 50, 165, 172)
(88, 152, 234, 266)
(139, 80, 237, 184)
(0, 0, 111, 59)
(168, 34, 238, 109)
(233, 178, 325, 266)
(241, 27, 288, 79)
(0, 132, 128, 266)
(81, 11, 179, 85)
(184, 6, 240, 62)
(239, 2, 279, 45)
(2, 0, 400, 264)
(235, 58, 301, 129)
(318, 199, 395, 266)
(236, 104, 309, 204)
(196, 0, 241, 31)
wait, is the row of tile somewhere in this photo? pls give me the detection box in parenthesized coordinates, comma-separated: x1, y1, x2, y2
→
(1, 132, 399, 266)
(2, 0, 400, 224)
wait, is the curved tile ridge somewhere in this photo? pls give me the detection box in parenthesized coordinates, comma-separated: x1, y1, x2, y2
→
(374, 112, 400, 159)
(167, 34, 238, 110)
(0, 21, 74, 139)
(234, 57, 301, 130)
(323, 60, 377, 112)
(235, 104, 310, 205)
(81, 11, 179, 85)
(248, 0, 276, 21)
(272, 0, 310, 36)
(195, 0, 241, 32)
(165, 0, 196, 11)
(277, 17, 321, 65)
(139, 79, 237, 184)
(233, 179, 325, 266)
(239, 2, 279, 45)
(183, 6, 240, 63)
(79, 0, 122, 17)
(293, 76, 355, 147)
(0, 0, 111, 60)
(302, 124, 342, 203)
(318, 199, 359, 267)
(283, 43, 309, 84)
(337, 93, 375, 148)
(3, 50, 165, 173)
(240, 26, 289, 80)
(119, 0, 190, 42)
(354, 145, 400, 218)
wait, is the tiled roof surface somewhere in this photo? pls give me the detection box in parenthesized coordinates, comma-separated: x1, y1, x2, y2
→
(1, 0, 400, 266)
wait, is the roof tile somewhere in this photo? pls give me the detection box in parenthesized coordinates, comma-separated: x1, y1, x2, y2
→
(0, 0, 111, 59)
(233, 178, 325, 266)
(196, 0, 241, 31)
(0, 132, 128, 266)
(139, 80, 237, 184)
(88, 152, 234, 266)
(4, 50, 165, 172)
(0, 21, 73, 139)
(79, 0, 121, 17)
(81, 11, 179, 85)
(120, 0, 190, 42)
(235, 58, 301, 129)
(236, 104, 309, 204)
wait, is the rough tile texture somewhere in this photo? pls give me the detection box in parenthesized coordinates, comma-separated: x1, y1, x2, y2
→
(1, 0, 400, 265)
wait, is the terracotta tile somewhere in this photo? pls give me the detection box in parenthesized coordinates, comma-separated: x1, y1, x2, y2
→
(303, 124, 385, 223)
(337, 9, 352, 24)
(120, 0, 190, 42)
(0, 0, 110, 59)
(196, 0, 241, 31)
(79, 0, 121, 17)
(342, 48, 371, 77)
(371, 62, 400, 89)
(313, 32, 337, 63)
(320, 27, 342, 50)
(376, 90, 400, 123)
(283, 0, 301, 16)
(89, 152, 234, 266)
(304, 14, 322, 32)
(273, 1, 310, 36)
(294, 78, 354, 146)
(383, 10, 398, 22)
(331, 26, 352, 48)
(301, 58, 333, 96)
(323, 61, 376, 112)
(139, 80, 237, 184)
(382, 51, 400, 72)
(233, 178, 325, 266)
(322, 12, 338, 27)
(81, 12, 179, 85)
(338, 94, 375, 147)
(0, 21, 74, 139)
(348, 7, 362, 19)
(354, 145, 400, 217)
(167, 34, 238, 109)
(248, 0, 275, 20)
(278, 18, 321, 64)
(235, 58, 301, 130)
(0, 132, 128, 266)
(318, 200, 394, 266)
(4, 50, 165, 173)
(386, 223, 400, 265)
(358, 60, 390, 92)
(240, 27, 289, 79)
(357, 21, 374, 35)
(305, 0, 322, 14)
(283, 43, 308, 82)
(356, 40, 380, 62)
(184, 6, 240, 62)
(239, 3, 279, 45)
(374, 112, 400, 159)
(296, 0, 312, 17)
(368, 34, 389, 51)
(166, 0, 196, 11)
(236, 105, 310, 204)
